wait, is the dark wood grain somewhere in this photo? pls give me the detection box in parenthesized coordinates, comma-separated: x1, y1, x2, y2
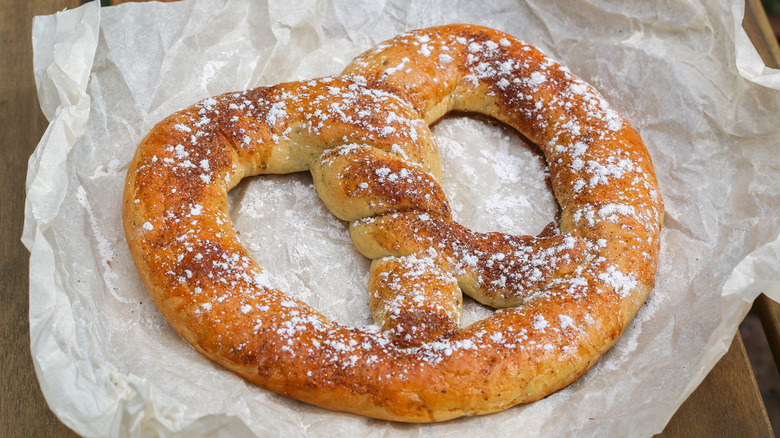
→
(744, 0, 780, 68)
(658, 335, 774, 437)
(744, 0, 780, 382)
(1, 1, 81, 437)
(2, 1, 776, 437)
(757, 294, 780, 375)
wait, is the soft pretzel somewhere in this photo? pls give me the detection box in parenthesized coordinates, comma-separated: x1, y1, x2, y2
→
(123, 24, 663, 422)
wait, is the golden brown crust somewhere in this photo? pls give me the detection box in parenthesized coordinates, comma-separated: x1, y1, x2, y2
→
(369, 256, 462, 347)
(123, 24, 663, 422)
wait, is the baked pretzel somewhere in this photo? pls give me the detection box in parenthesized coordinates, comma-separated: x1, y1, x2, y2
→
(123, 24, 663, 422)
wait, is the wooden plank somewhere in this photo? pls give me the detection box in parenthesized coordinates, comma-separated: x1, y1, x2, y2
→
(3, 1, 775, 437)
(657, 335, 774, 437)
(743, 0, 780, 419)
(0, 1, 82, 437)
(743, 0, 780, 68)
(756, 294, 780, 375)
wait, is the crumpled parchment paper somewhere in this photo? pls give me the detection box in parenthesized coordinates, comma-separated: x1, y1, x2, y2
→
(23, 0, 780, 436)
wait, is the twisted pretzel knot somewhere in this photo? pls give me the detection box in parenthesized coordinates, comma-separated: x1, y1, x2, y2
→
(123, 24, 663, 422)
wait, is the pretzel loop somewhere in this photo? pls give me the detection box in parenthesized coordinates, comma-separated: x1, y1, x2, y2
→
(123, 24, 663, 422)
(310, 139, 585, 345)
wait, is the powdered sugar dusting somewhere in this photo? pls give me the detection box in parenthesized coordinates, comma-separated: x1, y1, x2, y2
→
(125, 25, 662, 402)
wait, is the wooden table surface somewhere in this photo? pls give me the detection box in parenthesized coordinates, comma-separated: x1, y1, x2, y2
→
(1, 1, 777, 436)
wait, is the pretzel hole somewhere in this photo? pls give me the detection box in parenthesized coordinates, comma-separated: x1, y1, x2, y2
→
(434, 115, 556, 230)
(227, 115, 560, 331)
(432, 116, 560, 326)
(227, 172, 373, 326)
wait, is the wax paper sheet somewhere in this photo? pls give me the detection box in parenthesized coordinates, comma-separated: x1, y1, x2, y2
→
(24, 0, 780, 436)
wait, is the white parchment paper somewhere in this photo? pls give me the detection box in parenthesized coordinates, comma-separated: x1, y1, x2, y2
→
(24, 0, 780, 436)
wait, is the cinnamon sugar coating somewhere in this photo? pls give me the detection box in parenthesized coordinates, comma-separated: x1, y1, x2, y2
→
(123, 24, 663, 422)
